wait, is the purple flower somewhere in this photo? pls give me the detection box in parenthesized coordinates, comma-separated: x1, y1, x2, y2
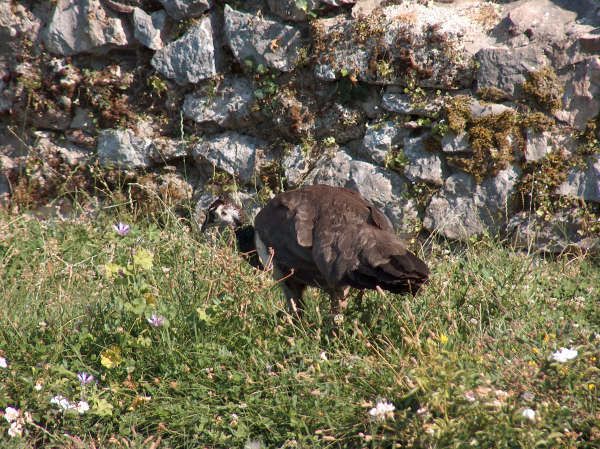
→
(113, 222, 130, 236)
(77, 372, 94, 385)
(147, 314, 165, 327)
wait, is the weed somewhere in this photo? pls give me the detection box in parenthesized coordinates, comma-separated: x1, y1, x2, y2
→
(522, 67, 564, 113)
(0, 212, 598, 448)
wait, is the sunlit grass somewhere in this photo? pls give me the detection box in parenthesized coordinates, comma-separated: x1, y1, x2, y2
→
(0, 210, 598, 448)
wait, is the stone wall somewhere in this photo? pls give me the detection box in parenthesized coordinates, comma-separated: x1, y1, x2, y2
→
(1, 0, 599, 252)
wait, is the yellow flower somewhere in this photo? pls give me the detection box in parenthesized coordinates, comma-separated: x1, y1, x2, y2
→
(100, 345, 122, 369)
(104, 263, 122, 278)
(588, 383, 595, 392)
(532, 347, 540, 354)
(439, 334, 449, 345)
(133, 249, 154, 271)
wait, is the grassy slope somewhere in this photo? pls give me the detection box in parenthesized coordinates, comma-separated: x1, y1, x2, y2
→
(0, 211, 598, 448)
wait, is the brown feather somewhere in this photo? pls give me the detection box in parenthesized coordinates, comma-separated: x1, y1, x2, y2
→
(253, 185, 429, 313)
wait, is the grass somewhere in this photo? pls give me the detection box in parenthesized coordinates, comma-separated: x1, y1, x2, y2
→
(0, 208, 598, 448)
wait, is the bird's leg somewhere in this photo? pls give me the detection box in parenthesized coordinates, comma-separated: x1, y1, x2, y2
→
(357, 289, 366, 305)
(329, 287, 350, 317)
(276, 267, 305, 319)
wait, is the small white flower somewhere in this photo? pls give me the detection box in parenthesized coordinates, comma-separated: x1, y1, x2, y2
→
(551, 347, 578, 363)
(319, 351, 328, 361)
(75, 401, 90, 414)
(34, 383, 43, 391)
(4, 407, 19, 423)
(522, 408, 536, 421)
(50, 395, 72, 410)
(0, 357, 7, 368)
(7, 421, 23, 438)
(368, 400, 395, 421)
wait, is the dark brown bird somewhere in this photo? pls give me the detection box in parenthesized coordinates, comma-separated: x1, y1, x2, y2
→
(203, 185, 429, 315)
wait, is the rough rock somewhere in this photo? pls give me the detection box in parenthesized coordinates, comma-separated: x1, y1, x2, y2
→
(554, 57, 600, 130)
(192, 132, 266, 184)
(424, 166, 521, 240)
(492, 0, 593, 48)
(524, 129, 552, 162)
(183, 76, 255, 128)
(151, 16, 218, 85)
(69, 108, 96, 133)
(35, 132, 93, 166)
(267, 0, 319, 22)
(0, 171, 9, 207)
(315, 103, 366, 144)
(43, 0, 131, 55)
(307, 149, 420, 231)
(314, 2, 496, 87)
(224, 5, 302, 72)
(556, 155, 600, 203)
(352, 0, 386, 19)
(359, 120, 408, 165)
(402, 135, 444, 186)
(475, 46, 549, 99)
(132, 7, 166, 50)
(442, 132, 470, 153)
(97, 129, 153, 169)
(283, 145, 323, 188)
(382, 90, 444, 117)
(508, 211, 599, 254)
(151, 138, 189, 163)
(468, 99, 514, 118)
(158, 0, 211, 20)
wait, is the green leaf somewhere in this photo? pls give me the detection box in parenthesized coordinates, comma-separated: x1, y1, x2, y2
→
(92, 398, 114, 417)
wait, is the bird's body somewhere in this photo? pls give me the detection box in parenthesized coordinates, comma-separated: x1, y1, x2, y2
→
(252, 185, 429, 313)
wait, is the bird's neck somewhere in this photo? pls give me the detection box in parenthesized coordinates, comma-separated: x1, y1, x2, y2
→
(234, 224, 256, 255)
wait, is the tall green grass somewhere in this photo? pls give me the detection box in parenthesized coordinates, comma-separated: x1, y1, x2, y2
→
(0, 210, 598, 448)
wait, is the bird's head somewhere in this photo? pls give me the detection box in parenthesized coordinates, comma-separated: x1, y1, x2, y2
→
(201, 197, 244, 232)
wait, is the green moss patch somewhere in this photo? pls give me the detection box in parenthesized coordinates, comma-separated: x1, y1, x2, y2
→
(522, 67, 564, 113)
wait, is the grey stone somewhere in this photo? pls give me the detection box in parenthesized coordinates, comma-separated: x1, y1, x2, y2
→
(475, 46, 549, 99)
(508, 210, 599, 254)
(151, 16, 217, 85)
(42, 137, 92, 166)
(402, 136, 444, 186)
(442, 132, 470, 153)
(43, 0, 131, 55)
(308, 149, 420, 231)
(468, 99, 514, 118)
(97, 129, 153, 169)
(267, 0, 319, 22)
(69, 107, 96, 133)
(424, 166, 521, 240)
(554, 57, 600, 130)
(224, 5, 302, 72)
(283, 145, 322, 188)
(183, 76, 254, 127)
(313, 2, 495, 87)
(315, 103, 366, 144)
(493, 0, 582, 46)
(159, 0, 211, 20)
(322, 0, 356, 6)
(132, 7, 165, 50)
(314, 64, 337, 81)
(359, 120, 408, 165)
(556, 155, 600, 203)
(382, 91, 443, 117)
(0, 171, 9, 208)
(151, 138, 190, 163)
(524, 129, 552, 162)
(352, 0, 386, 18)
(192, 132, 266, 184)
